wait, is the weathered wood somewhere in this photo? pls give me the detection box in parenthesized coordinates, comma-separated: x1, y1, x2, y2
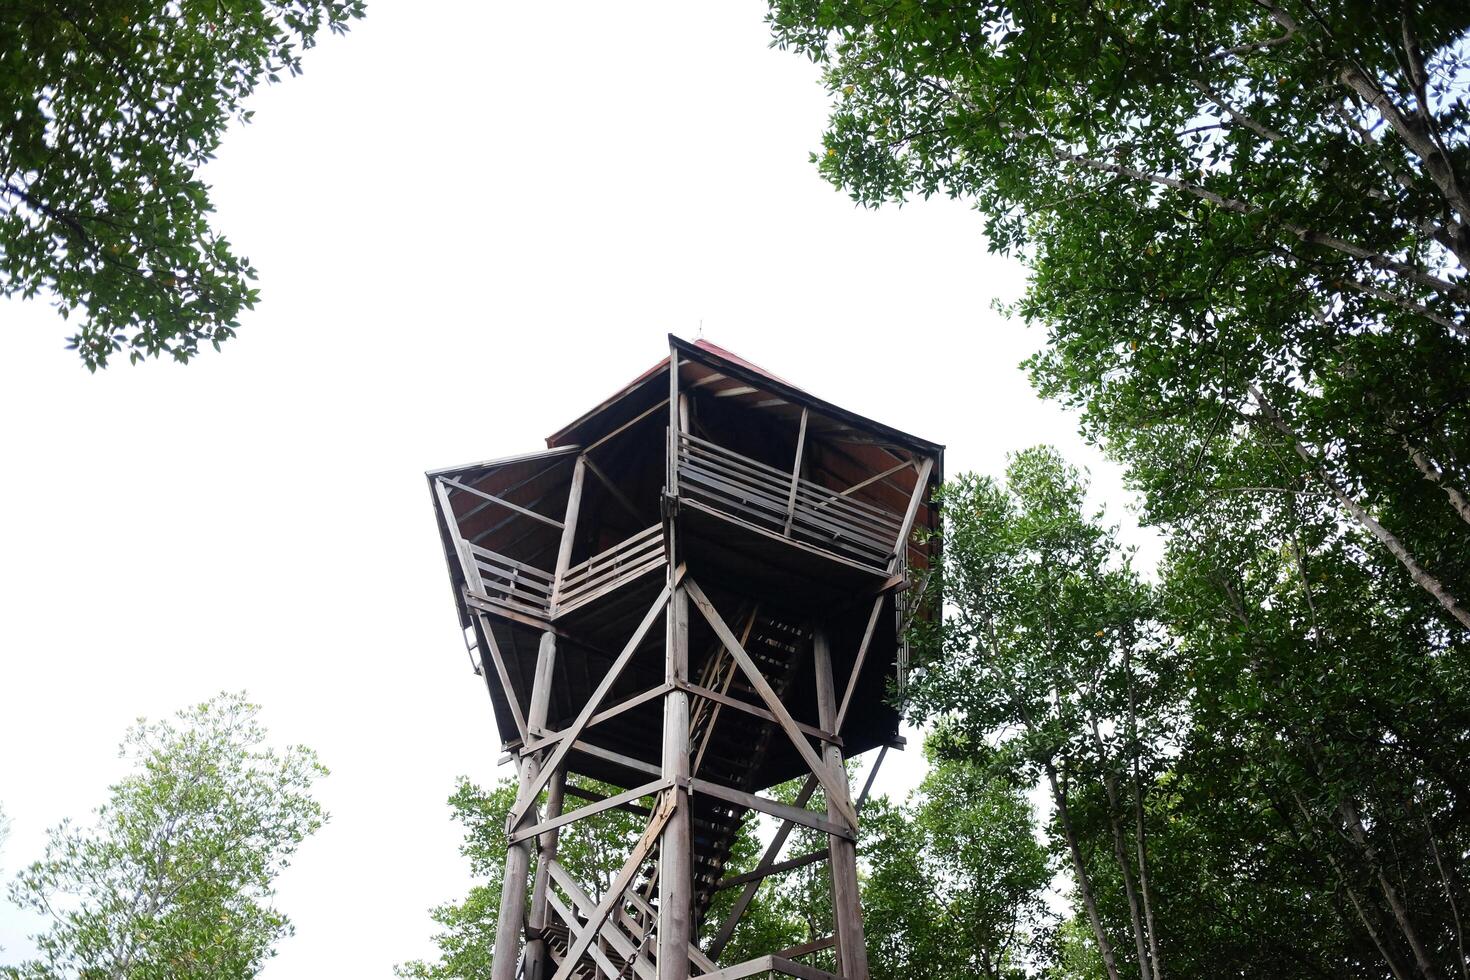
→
(511, 778, 668, 843)
(835, 596, 885, 732)
(698, 955, 841, 980)
(685, 578, 859, 831)
(509, 582, 674, 829)
(782, 407, 809, 536)
(582, 454, 643, 524)
(551, 456, 587, 606)
(550, 791, 676, 980)
(680, 681, 840, 747)
(524, 771, 563, 980)
(706, 775, 820, 958)
(492, 628, 559, 980)
(814, 459, 914, 509)
(520, 682, 673, 755)
(563, 781, 651, 817)
(715, 847, 828, 891)
(857, 743, 888, 811)
(435, 478, 486, 594)
(815, 626, 870, 980)
(568, 739, 662, 779)
(690, 778, 853, 840)
(545, 861, 657, 980)
(475, 613, 529, 744)
(658, 584, 693, 980)
(581, 397, 670, 456)
(777, 935, 837, 960)
(888, 456, 934, 572)
(442, 476, 565, 529)
(542, 889, 646, 980)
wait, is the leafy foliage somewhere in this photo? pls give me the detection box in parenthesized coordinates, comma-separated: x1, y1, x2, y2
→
(863, 744, 1051, 980)
(3, 693, 328, 979)
(0, 0, 365, 368)
(768, 3, 1470, 976)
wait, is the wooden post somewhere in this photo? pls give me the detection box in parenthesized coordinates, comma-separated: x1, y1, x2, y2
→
(782, 407, 809, 536)
(491, 630, 558, 980)
(814, 626, 870, 980)
(551, 456, 587, 609)
(524, 770, 564, 980)
(658, 584, 693, 980)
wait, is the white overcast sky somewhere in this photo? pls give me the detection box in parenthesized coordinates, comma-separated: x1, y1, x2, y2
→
(0, 2, 1157, 974)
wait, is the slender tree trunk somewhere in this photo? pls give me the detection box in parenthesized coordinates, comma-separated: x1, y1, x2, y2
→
(1420, 806, 1470, 980)
(1046, 760, 1123, 980)
(1101, 769, 1154, 980)
(1340, 797, 1447, 980)
(1404, 437, 1470, 528)
(1126, 659, 1165, 979)
(1248, 384, 1470, 632)
(1289, 789, 1415, 980)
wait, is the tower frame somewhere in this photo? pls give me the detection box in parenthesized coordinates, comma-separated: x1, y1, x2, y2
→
(428, 337, 942, 980)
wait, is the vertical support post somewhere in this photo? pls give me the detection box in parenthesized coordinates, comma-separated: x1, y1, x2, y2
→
(814, 626, 870, 980)
(524, 771, 565, 980)
(552, 456, 588, 609)
(782, 407, 809, 537)
(492, 631, 558, 980)
(667, 346, 681, 498)
(658, 584, 692, 980)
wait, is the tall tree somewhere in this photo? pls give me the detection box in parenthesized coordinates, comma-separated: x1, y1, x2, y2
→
(907, 448, 1173, 980)
(862, 738, 1052, 980)
(3, 693, 328, 979)
(767, 0, 1470, 634)
(0, 0, 365, 369)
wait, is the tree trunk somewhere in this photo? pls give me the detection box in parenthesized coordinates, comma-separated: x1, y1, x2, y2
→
(1248, 384, 1470, 632)
(1340, 797, 1446, 980)
(1046, 760, 1124, 980)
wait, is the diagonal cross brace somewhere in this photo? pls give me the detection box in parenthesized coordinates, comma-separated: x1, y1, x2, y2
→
(549, 791, 677, 980)
(508, 578, 676, 831)
(684, 578, 859, 831)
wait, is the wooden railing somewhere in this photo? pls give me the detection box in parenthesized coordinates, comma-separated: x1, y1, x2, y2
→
(466, 542, 554, 619)
(554, 523, 665, 616)
(676, 431, 902, 570)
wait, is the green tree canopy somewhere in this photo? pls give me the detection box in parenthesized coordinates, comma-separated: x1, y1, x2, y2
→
(1, 0, 364, 369)
(3, 692, 328, 979)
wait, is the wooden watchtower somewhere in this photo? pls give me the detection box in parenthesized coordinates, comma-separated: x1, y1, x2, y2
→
(428, 337, 942, 980)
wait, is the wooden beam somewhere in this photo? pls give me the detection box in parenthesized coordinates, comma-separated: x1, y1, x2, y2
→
(815, 627, 870, 980)
(441, 476, 564, 529)
(706, 775, 819, 958)
(510, 778, 668, 843)
(582, 454, 643, 525)
(545, 863, 657, 980)
(550, 791, 676, 980)
(551, 456, 587, 607)
(835, 596, 884, 732)
(887, 456, 934, 572)
(436, 478, 487, 594)
(782, 407, 809, 536)
(699, 956, 841, 980)
(582, 397, 671, 456)
(543, 890, 648, 980)
(563, 781, 651, 817)
(684, 578, 859, 831)
(658, 583, 693, 980)
(474, 613, 528, 743)
(520, 683, 673, 755)
(777, 936, 837, 960)
(857, 743, 888, 811)
(813, 459, 914, 510)
(690, 778, 854, 840)
(716, 848, 828, 891)
(508, 581, 674, 829)
(680, 682, 840, 746)
(568, 739, 663, 779)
